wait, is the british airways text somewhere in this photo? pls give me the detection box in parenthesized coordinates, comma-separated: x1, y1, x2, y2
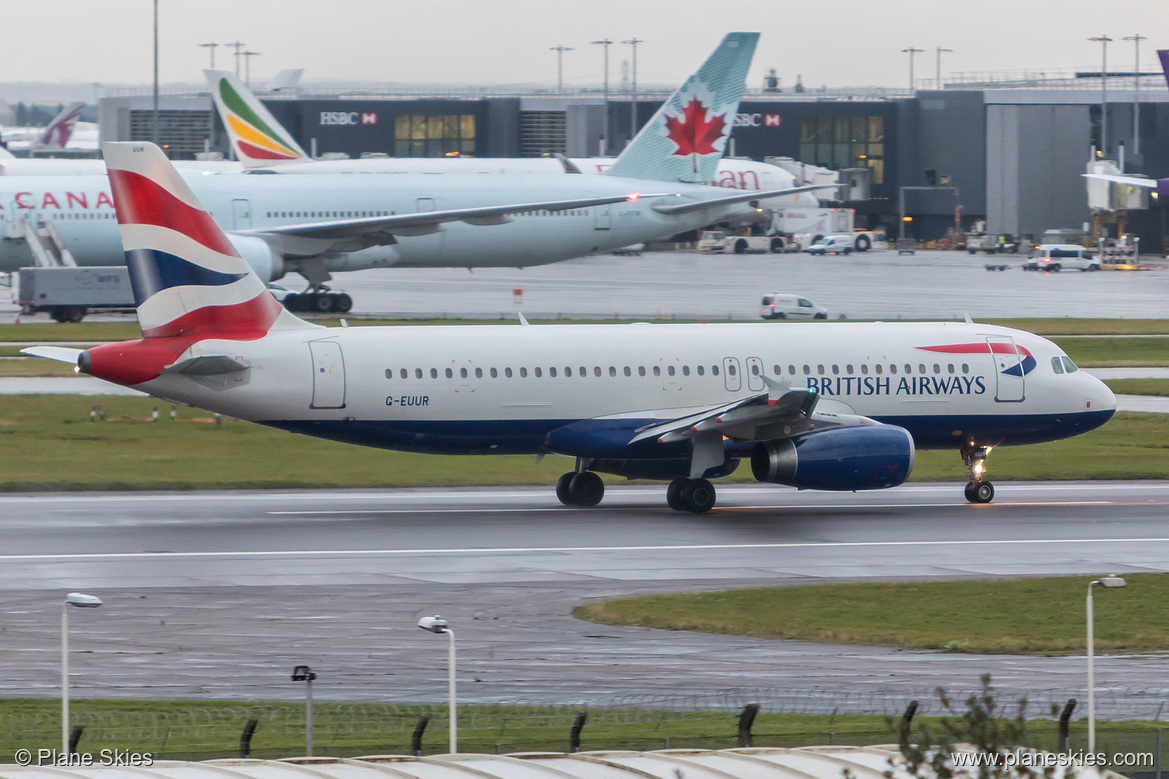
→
(806, 375, 987, 396)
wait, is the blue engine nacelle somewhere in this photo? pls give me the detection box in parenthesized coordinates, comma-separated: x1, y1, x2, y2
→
(750, 425, 915, 491)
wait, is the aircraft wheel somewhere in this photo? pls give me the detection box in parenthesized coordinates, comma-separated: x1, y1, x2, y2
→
(335, 293, 353, 313)
(972, 481, 995, 503)
(283, 293, 302, 311)
(666, 478, 687, 511)
(556, 472, 576, 506)
(314, 293, 335, 313)
(964, 482, 976, 502)
(568, 471, 604, 507)
(681, 478, 716, 513)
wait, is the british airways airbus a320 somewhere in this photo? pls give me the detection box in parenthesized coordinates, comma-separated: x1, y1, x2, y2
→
(26, 142, 1117, 510)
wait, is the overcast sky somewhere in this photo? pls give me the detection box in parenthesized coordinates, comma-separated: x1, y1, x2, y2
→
(4, 0, 1169, 91)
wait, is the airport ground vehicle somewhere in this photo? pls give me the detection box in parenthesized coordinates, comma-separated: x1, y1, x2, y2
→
(1022, 244, 1101, 272)
(17, 266, 133, 322)
(807, 236, 854, 255)
(773, 208, 883, 252)
(698, 231, 785, 253)
(759, 294, 828, 320)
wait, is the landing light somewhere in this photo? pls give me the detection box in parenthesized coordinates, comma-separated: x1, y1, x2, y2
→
(627, 193, 640, 201)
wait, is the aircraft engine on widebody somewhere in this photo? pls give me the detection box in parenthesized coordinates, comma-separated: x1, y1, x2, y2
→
(750, 426, 915, 491)
(225, 234, 285, 282)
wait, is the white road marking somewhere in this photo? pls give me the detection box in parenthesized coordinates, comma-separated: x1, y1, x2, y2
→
(3, 536, 1169, 562)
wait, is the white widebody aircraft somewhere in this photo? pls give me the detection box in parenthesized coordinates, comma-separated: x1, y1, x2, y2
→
(207, 67, 816, 211)
(25, 142, 1117, 510)
(0, 33, 831, 312)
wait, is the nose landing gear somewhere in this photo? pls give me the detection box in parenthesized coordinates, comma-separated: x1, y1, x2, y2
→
(555, 470, 605, 507)
(962, 445, 995, 503)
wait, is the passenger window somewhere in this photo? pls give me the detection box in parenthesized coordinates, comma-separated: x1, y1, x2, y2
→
(565, 366, 572, 376)
(400, 368, 408, 379)
(789, 365, 796, 375)
(918, 364, 926, 374)
(639, 366, 646, 376)
(609, 366, 617, 377)
(624, 366, 631, 377)
(385, 369, 393, 379)
(475, 368, 483, 378)
(875, 364, 883, 374)
(933, 364, 941, 374)
(712, 366, 720, 376)
(445, 368, 453, 378)
(1061, 356, 1079, 373)
(947, 364, 955, 374)
(846, 364, 853, 374)
(594, 367, 602, 377)
(697, 365, 705, 376)
(653, 366, 661, 376)
(460, 368, 468, 378)
(683, 366, 690, 376)
(1051, 356, 1065, 374)
(668, 366, 676, 376)
(550, 367, 557, 377)
(415, 368, 423, 379)
(729, 364, 737, 376)
(803, 365, 810, 375)
(962, 363, 969, 374)
(535, 367, 542, 377)
(890, 364, 898, 374)
(520, 367, 528, 378)
(816, 365, 825, 375)
(773, 365, 781, 375)
(579, 367, 587, 377)
(505, 367, 513, 378)
(430, 368, 438, 379)
(490, 367, 498, 378)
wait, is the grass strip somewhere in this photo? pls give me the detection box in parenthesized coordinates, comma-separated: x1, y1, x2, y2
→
(574, 574, 1169, 654)
(1105, 379, 1169, 397)
(0, 396, 1160, 490)
(0, 698, 1160, 762)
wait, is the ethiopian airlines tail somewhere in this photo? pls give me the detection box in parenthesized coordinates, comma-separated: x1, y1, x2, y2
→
(206, 69, 310, 167)
(35, 102, 85, 150)
(605, 32, 758, 184)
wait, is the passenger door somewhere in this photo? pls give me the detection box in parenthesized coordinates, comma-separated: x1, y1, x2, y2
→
(987, 336, 1025, 402)
(309, 340, 346, 409)
(593, 205, 611, 230)
(746, 357, 765, 392)
(722, 357, 742, 392)
(231, 199, 252, 229)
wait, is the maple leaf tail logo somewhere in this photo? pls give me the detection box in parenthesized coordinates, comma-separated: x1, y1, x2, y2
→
(664, 96, 728, 174)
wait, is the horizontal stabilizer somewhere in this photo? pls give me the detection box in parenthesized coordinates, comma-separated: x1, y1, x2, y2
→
(20, 346, 82, 365)
(652, 184, 840, 215)
(165, 355, 250, 376)
(1082, 173, 1158, 189)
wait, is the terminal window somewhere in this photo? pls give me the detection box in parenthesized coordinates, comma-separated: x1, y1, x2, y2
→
(395, 114, 476, 157)
(799, 115, 884, 184)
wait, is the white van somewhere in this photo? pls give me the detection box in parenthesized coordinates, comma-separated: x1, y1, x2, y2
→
(759, 294, 828, 320)
(1022, 244, 1101, 272)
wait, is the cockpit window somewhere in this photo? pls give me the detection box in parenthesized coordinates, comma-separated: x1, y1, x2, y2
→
(1051, 356, 1064, 375)
(1061, 356, 1079, 373)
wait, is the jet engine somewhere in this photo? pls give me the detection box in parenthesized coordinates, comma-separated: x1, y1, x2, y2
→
(750, 425, 915, 491)
(225, 234, 285, 282)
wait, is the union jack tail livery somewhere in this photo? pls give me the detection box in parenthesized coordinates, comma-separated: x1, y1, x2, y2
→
(103, 141, 308, 341)
(206, 69, 310, 168)
(605, 32, 759, 184)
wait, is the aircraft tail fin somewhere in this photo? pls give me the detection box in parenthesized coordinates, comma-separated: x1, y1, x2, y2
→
(102, 141, 310, 340)
(265, 68, 304, 92)
(604, 32, 758, 183)
(205, 69, 311, 168)
(35, 102, 85, 150)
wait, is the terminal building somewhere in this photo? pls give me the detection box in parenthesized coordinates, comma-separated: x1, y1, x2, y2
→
(98, 76, 1169, 250)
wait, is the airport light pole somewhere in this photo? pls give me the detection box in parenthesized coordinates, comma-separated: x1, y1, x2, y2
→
(623, 38, 643, 144)
(550, 45, 573, 95)
(242, 51, 260, 87)
(1087, 575, 1125, 752)
(62, 593, 102, 754)
(1089, 35, 1113, 157)
(198, 42, 219, 69)
(935, 47, 952, 90)
(291, 666, 316, 756)
(152, 0, 159, 144)
(227, 41, 246, 77)
(418, 616, 456, 753)
(591, 38, 613, 155)
(901, 47, 923, 92)
(1124, 35, 1146, 156)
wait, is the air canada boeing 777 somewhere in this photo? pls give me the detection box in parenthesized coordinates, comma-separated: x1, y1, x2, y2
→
(25, 143, 1117, 510)
(0, 33, 831, 312)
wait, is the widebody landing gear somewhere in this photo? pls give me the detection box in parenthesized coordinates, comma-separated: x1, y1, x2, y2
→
(666, 477, 716, 513)
(962, 445, 994, 503)
(555, 471, 604, 507)
(283, 290, 353, 314)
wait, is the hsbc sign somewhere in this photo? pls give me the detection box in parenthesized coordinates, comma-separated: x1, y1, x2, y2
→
(319, 111, 379, 126)
(734, 112, 782, 128)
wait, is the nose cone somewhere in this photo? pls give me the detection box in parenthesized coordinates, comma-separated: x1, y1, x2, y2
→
(1078, 372, 1117, 434)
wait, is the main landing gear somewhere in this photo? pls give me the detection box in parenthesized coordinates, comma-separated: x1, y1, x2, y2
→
(556, 471, 605, 507)
(666, 477, 716, 514)
(962, 445, 995, 504)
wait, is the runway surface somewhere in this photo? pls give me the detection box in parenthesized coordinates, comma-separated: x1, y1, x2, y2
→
(3, 482, 1169, 714)
(4, 249, 1169, 321)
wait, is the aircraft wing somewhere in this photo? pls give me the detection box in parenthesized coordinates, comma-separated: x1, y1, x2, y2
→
(240, 192, 671, 257)
(628, 376, 878, 445)
(651, 183, 841, 215)
(1082, 173, 1159, 189)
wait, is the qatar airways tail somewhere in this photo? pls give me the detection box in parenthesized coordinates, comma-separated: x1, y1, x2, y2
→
(24, 142, 1116, 512)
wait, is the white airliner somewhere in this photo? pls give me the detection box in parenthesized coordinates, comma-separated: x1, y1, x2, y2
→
(0, 33, 831, 312)
(25, 142, 1117, 509)
(207, 67, 816, 211)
